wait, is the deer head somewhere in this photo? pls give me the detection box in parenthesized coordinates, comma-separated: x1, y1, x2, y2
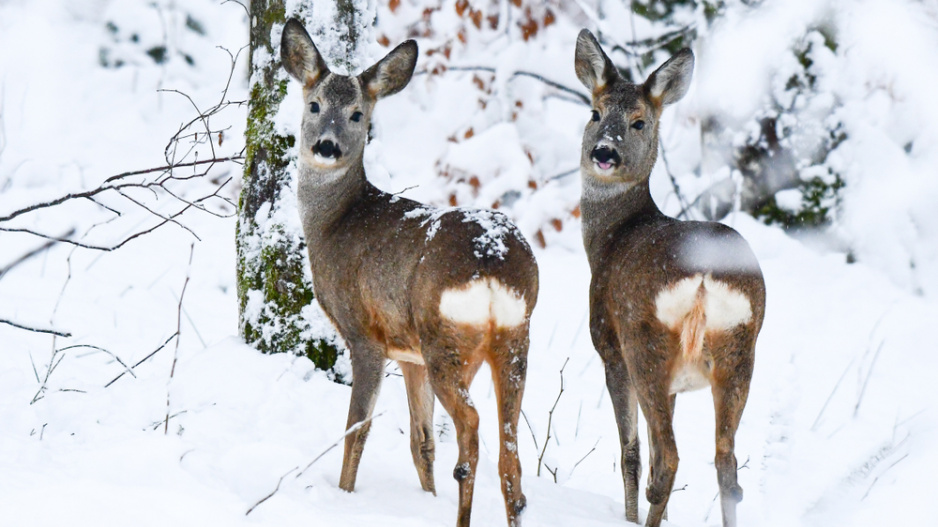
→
(574, 29, 694, 187)
(281, 19, 417, 177)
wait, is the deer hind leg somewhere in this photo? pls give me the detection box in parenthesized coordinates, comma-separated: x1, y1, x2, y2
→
(400, 361, 437, 494)
(602, 351, 641, 523)
(339, 347, 385, 492)
(425, 341, 484, 527)
(489, 328, 529, 527)
(711, 336, 755, 527)
(641, 388, 678, 527)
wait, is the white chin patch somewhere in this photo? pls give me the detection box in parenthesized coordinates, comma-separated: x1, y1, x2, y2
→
(439, 278, 527, 328)
(593, 161, 617, 175)
(313, 153, 338, 166)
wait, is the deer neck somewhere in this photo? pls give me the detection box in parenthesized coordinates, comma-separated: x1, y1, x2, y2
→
(581, 175, 663, 269)
(297, 156, 370, 244)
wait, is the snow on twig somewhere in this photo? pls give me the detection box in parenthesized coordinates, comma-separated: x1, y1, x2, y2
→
(245, 412, 386, 516)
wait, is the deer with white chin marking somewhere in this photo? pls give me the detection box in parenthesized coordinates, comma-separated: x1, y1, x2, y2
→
(280, 19, 538, 527)
(573, 30, 765, 527)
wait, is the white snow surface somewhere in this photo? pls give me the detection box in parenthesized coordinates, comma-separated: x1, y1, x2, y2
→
(2, 1, 938, 526)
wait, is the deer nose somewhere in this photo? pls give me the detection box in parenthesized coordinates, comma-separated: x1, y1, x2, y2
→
(313, 139, 342, 159)
(591, 145, 622, 169)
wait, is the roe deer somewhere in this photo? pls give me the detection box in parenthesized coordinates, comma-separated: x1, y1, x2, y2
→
(573, 30, 765, 527)
(281, 19, 539, 527)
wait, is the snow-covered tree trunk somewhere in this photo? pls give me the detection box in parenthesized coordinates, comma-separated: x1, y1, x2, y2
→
(238, 0, 377, 379)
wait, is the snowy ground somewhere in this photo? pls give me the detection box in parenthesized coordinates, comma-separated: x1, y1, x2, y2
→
(2, 1, 937, 526)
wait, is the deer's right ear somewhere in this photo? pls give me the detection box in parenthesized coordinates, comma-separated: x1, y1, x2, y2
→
(281, 19, 328, 86)
(575, 29, 618, 95)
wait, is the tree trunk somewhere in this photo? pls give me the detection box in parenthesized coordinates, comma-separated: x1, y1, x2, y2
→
(237, 0, 347, 378)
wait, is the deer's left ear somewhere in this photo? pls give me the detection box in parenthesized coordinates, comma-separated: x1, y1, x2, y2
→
(281, 18, 329, 86)
(644, 48, 694, 107)
(360, 40, 418, 100)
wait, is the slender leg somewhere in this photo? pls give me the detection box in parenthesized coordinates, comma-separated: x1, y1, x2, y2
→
(641, 389, 679, 527)
(712, 376, 751, 527)
(400, 361, 436, 494)
(490, 330, 529, 526)
(602, 353, 641, 524)
(426, 346, 483, 527)
(339, 347, 385, 492)
(647, 395, 677, 522)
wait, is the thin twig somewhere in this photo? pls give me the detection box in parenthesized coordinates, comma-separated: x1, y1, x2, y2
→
(417, 65, 590, 106)
(521, 409, 539, 454)
(0, 229, 74, 279)
(854, 340, 886, 418)
(246, 412, 386, 516)
(105, 333, 177, 387)
(0, 319, 71, 337)
(245, 467, 300, 516)
(165, 243, 195, 435)
(537, 357, 569, 477)
(811, 356, 857, 431)
(569, 437, 601, 478)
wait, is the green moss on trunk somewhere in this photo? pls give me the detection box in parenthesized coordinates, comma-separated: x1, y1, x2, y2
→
(237, 0, 342, 378)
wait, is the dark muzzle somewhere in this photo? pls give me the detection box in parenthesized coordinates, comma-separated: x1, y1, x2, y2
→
(313, 139, 342, 159)
(591, 146, 621, 170)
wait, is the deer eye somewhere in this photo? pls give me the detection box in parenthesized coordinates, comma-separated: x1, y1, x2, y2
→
(310, 101, 320, 113)
(351, 111, 363, 122)
(590, 110, 600, 122)
(632, 120, 645, 130)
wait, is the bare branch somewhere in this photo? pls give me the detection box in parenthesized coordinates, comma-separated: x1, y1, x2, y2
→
(416, 65, 590, 106)
(0, 318, 71, 338)
(537, 357, 569, 477)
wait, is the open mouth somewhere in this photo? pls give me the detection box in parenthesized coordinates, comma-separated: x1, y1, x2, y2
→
(312, 139, 342, 164)
(591, 146, 621, 171)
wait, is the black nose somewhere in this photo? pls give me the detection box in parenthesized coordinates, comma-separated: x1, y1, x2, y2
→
(591, 146, 621, 166)
(313, 139, 342, 159)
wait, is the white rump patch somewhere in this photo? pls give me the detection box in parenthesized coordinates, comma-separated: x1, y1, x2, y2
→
(439, 278, 527, 328)
(655, 274, 752, 331)
(388, 348, 425, 365)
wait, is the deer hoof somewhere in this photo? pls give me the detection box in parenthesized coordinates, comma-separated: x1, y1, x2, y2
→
(512, 494, 527, 515)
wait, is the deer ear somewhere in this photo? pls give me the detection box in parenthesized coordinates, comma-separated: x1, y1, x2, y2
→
(281, 18, 328, 86)
(575, 29, 618, 94)
(361, 40, 418, 100)
(644, 48, 694, 107)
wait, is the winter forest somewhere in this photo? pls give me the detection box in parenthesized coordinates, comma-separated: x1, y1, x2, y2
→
(2, 0, 937, 525)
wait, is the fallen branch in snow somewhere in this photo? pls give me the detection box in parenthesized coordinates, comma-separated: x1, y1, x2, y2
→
(537, 357, 569, 478)
(164, 243, 194, 436)
(245, 412, 386, 516)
